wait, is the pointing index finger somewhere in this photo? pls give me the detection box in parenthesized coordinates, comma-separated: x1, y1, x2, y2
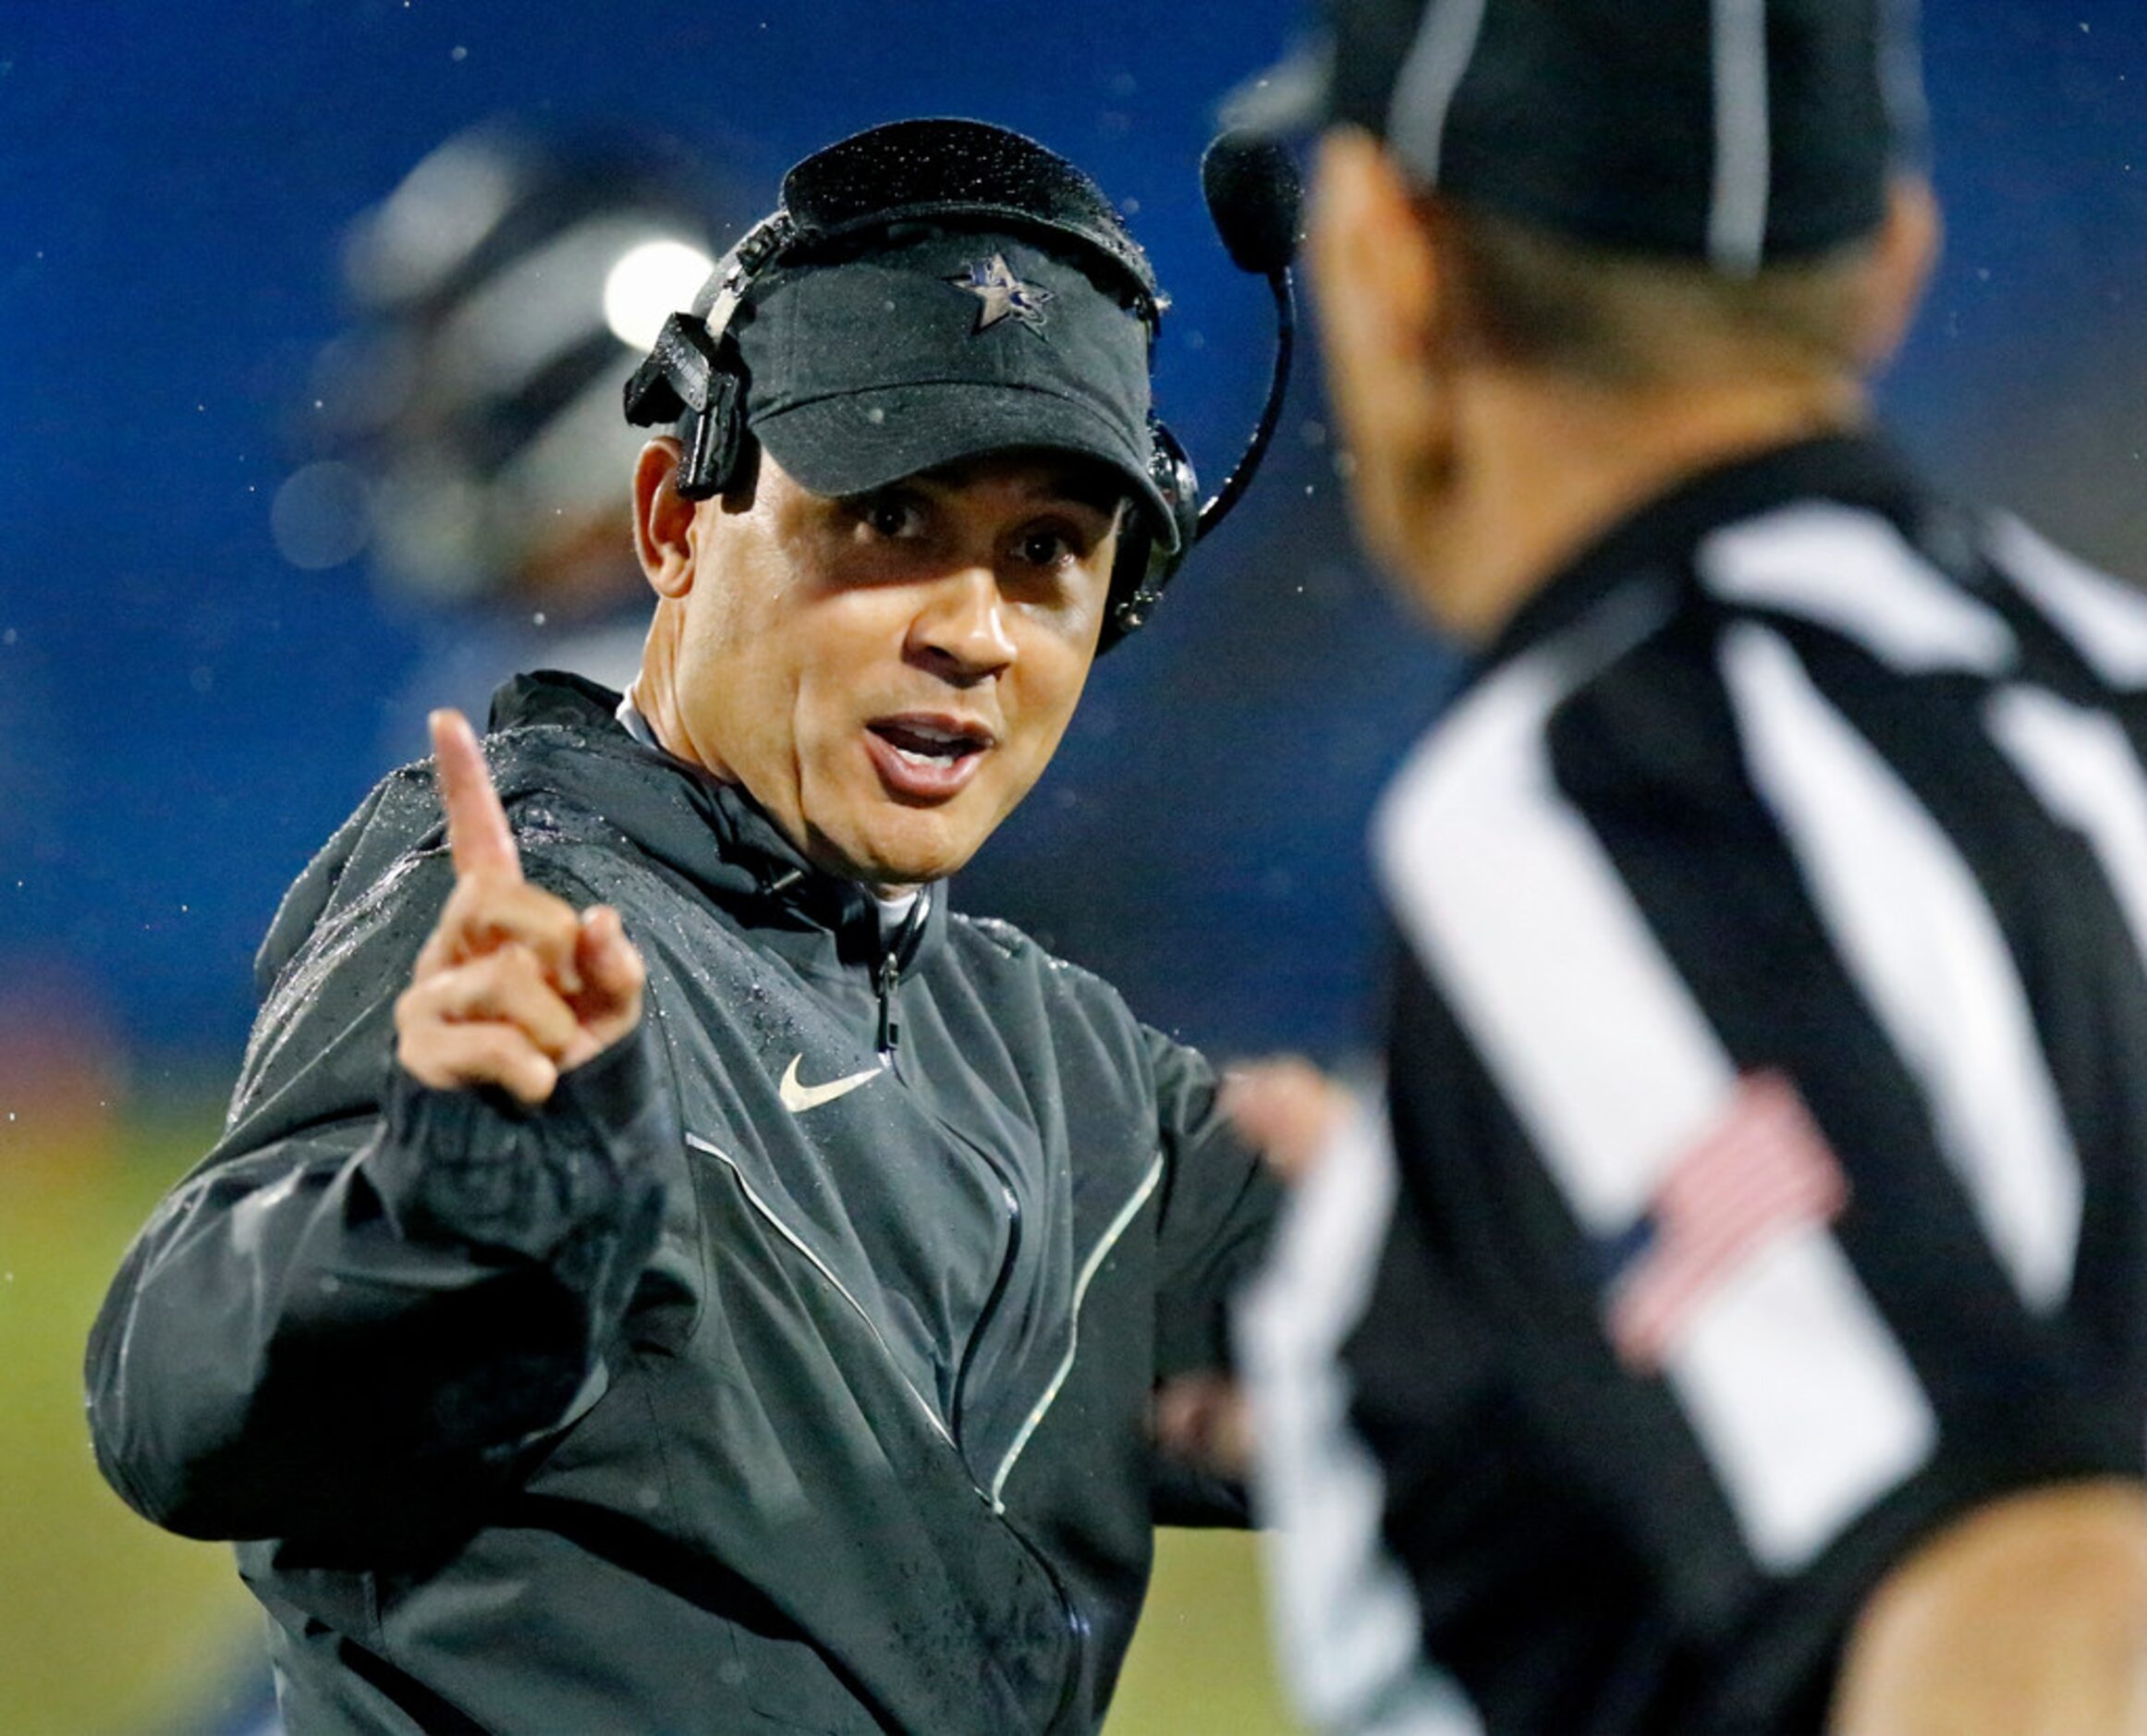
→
(430, 708, 522, 883)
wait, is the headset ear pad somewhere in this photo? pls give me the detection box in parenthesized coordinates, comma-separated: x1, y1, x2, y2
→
(1104, 416, 1200, 650)
(677, 357, 748, 501)
(623, 312, 750, 502)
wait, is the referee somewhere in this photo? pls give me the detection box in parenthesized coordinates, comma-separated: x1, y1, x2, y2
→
(1234, 0, 2147, 1730)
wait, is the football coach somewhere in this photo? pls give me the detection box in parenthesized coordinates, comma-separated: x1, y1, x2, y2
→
(88, 117, 1289, 1735)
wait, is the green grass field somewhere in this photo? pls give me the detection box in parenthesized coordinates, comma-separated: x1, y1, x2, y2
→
(1, 1097, 1296, 1733)
(1113, 1530, 1299, 1733)
(1, 1099, 266, 1735)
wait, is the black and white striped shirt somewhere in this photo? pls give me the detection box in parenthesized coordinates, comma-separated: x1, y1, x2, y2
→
(1241, 434, 2147, 1733)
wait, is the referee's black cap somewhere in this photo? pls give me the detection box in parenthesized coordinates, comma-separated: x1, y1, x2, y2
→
(1227, 0, 1929, 274)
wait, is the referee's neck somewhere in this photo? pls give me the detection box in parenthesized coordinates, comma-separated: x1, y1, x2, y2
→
(1400, 368, 1871, 649)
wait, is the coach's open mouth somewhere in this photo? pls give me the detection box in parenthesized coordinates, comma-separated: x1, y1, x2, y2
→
(863, 715, 996, 800)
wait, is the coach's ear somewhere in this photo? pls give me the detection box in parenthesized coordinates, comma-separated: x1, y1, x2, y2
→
(633, 436, 697, 599)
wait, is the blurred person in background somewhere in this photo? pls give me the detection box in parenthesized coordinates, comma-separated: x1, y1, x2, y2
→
(1231, 0, 2147, 1730)
(274, 120, 725, 752)
(143, 122, 728, 1736)
(85, 118, 1284, 1734)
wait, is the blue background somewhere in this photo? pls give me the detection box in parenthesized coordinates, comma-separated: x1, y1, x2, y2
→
(6, 0, 2147, 1093)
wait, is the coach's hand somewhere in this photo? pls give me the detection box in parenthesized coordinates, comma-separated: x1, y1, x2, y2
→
(1219, 1055, 1350, 1184)
(395, 708, 645, 1105)
(1148, 1057, 1357, 1484)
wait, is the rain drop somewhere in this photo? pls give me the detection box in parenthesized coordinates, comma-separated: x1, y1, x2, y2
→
(272, 461, 372, 570)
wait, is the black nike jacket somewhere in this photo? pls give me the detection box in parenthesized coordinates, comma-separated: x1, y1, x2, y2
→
(86, 673, 1277, 1734)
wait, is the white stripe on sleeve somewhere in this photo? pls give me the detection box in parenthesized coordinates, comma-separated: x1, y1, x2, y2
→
(1723, 624, 2082, 1309)
(1378, 653, 1728, 1229)
(1237, 1096, 1482, 1736)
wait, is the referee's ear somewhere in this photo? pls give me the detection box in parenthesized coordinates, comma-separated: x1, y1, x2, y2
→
(1855, 175, 1942, 376)
(633, 436, 698, 601)
(1308, 127, 1458, 589)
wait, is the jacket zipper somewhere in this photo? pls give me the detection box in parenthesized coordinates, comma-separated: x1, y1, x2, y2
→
(686, 1134, 958, 1451)
(790, 884, 1086, 1725)
(1031, 1536, 1090, 1734)
(981, 1158, 1168, 1730)
(951, 1176, 1021, 1444)
(986, 1151, 1165, 1510)
(875, 889, 928, 1057)
(875, 950, 900, 1056)
(688, 1131, 1089, 1727)
(869, 888, 1080, 1720)
(875, 886, 1025, 1455)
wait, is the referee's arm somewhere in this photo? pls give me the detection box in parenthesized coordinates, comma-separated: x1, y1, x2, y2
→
(1832, 1478, 2147, 1735)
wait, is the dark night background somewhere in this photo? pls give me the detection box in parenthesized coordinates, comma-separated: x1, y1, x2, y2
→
(5, 2, 2147, 1728)
(14, 0, 2147, 1088)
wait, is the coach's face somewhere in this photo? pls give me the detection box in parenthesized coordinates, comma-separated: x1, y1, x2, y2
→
(633, 439, 1121, 893)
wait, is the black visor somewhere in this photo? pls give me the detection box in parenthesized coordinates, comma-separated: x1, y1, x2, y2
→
(768, 118, 1164, 321)
(674, 118, 1178, 545)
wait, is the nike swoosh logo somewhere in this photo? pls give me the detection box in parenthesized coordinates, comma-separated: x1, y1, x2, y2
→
(778, 1054, 884, 1114)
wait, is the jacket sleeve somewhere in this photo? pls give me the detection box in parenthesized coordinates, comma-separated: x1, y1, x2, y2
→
(1144, 1026, 1283, 1525)
(1145, 1026, 1282, 1380)
(84, 843, 676, 1550)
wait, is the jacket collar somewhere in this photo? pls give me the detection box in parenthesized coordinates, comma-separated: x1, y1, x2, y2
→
(486, 671, 948, 974)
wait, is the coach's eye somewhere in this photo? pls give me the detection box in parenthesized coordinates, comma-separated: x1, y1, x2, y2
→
(857, 490, 927, 541)
(1016, 528, 1079, 568)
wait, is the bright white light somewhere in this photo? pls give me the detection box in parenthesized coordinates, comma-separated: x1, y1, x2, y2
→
(604, 239, 717, 348)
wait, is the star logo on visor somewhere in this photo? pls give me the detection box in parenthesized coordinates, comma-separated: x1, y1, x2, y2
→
(947, 253, 1053, 334)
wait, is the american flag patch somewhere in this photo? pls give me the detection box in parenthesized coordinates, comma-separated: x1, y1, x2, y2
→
(1604, 1071, 1849, 1373)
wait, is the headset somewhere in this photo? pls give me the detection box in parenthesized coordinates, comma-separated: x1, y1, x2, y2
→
(623, 117, 1299, 651)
